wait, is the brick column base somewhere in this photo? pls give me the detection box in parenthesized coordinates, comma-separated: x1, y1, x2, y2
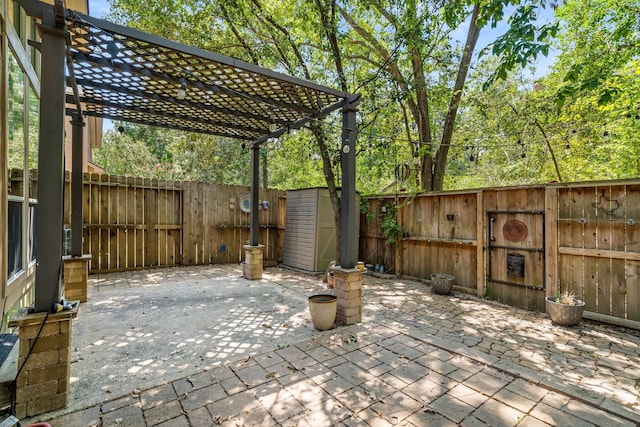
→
(243, 245, 265, 280)
(9, 306, 78, 419)
(63, 255, 91, 303)
(333, 267, 363, 325)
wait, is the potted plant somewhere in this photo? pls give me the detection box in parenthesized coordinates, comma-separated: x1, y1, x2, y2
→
(545, 290, 585, 326)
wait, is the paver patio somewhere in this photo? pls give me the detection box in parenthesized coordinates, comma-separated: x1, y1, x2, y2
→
(28, 264, 640, 426)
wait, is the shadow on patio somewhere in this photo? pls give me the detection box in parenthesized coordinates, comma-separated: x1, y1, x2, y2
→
(36, 264, 639, 426)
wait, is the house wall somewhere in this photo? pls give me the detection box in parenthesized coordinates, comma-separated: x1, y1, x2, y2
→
(1, 0, 92, 328)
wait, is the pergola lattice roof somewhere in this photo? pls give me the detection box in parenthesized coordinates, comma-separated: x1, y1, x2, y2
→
(64, 10, 350, 142)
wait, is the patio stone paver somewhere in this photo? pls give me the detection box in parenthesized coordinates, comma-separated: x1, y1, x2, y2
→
(25, 264, 640, 426)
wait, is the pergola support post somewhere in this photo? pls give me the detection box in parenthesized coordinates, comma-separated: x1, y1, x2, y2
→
(339, 95, 361, 269)
(244, 142, 264, 280)
(70, 112, 84, 257)
(33, 0, 67, 313)
(334, 95, 362, 325)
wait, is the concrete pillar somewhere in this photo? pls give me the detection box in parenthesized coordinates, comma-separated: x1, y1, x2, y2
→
(9, 306, 78, 418)
(62, 255, 91, 303)
(243, 245, 265, 280)
(333, 267, 363, 325)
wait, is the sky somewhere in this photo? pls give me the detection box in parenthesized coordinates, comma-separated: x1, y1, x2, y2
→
(88, 0, 109, 18)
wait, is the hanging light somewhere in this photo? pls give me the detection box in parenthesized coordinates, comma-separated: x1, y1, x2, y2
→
(106, 40, 119, 58)
(177, 79, 187, 100)
(269, 116, 277, 133)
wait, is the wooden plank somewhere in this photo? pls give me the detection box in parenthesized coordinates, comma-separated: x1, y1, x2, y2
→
(145, 180, 158, 266)
(578, 187, 597, 310)
(626, 185, 640, 321)
(608, 185, 626, 318)
(545, 187, 558, 297)
(100, 174, 110, 270)
(115, 176, 126, 269)
(126, 176, 136, 269)
(476, 192, 484, 297)
(558, 247, 640, 261)
(82, 173, 91, 256)
(157, 182, 168, 266)
(594, 186, 612, 315)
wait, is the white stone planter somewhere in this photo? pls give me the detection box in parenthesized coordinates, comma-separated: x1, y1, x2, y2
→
(308, 294, 337, 331)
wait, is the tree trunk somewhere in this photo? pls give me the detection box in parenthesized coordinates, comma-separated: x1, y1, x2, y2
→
(431, 3, 481, 191)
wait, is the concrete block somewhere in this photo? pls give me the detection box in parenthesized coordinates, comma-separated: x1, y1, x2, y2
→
(20, 322, 60, 340)
(27, 363, 68, 385)
(337, 298, 362, 309)
(58, 377, 69, 394)
(31, 333, 70, 354)
(26, 393, 67, 417)
(336, 313, 362, 325)
(19, 350, 59, 370)
(337, 306, 362, 318)
(15, 403, 26, 419)
(334, 288, 362, 300)
(17, 379, 58, 403)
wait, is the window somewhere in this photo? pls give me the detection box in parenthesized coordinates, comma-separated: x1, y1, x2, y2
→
(7, 202, 23, 280)
(7, 49, 25, 281)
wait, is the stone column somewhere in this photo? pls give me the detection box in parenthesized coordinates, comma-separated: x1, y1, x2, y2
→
(63, 255, 91, 303)
(333, 267, 363, 325)
(243, 244, 265, 280)
(9, 306, 78, 419)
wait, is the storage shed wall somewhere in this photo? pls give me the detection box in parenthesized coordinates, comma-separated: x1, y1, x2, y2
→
(283, 189, 320, 272)
(314, 190, 337, 271)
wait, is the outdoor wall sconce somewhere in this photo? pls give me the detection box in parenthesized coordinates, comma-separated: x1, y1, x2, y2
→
(262, 200, 270, 210)
(446, 214, 455, 221)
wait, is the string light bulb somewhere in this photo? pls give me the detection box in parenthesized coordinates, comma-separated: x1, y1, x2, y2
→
(177, 79, 187, 100)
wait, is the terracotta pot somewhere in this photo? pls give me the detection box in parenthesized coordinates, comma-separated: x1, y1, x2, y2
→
(545, 296, 585, 326)
(308, 294, 337, 331)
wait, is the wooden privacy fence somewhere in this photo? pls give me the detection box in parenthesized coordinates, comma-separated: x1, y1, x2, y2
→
(63, 173, 284, 272)
(359, 179, 640, 328)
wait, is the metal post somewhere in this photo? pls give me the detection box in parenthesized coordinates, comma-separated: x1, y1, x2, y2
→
(340, 95, 361, 269)
(71, 112, 85, 257)
(249, 142, 260, 246)
(34, 2, 67, 312)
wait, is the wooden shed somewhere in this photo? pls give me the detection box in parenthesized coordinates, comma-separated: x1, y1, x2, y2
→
(283, 188, 355, 272)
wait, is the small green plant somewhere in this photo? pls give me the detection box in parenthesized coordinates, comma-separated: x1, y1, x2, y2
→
(381, 205, 403, 245)
(360, 199, 376, 223)
(554, 289, 577, 305)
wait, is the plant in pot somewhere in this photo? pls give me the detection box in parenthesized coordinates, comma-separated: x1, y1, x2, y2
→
(545, 290, 585, 326)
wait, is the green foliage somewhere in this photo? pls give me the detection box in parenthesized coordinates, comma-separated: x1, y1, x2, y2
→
(553, 289, 578, 305)
(360, 199, 375, 223)
(380, 205, 402, 245)
(98, 0, 639, 193)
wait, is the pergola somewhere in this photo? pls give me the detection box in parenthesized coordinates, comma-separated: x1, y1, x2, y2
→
(19, 0, 360, 313)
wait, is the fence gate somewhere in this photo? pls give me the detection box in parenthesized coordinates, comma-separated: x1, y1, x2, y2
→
(487, 210, 546, 311)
